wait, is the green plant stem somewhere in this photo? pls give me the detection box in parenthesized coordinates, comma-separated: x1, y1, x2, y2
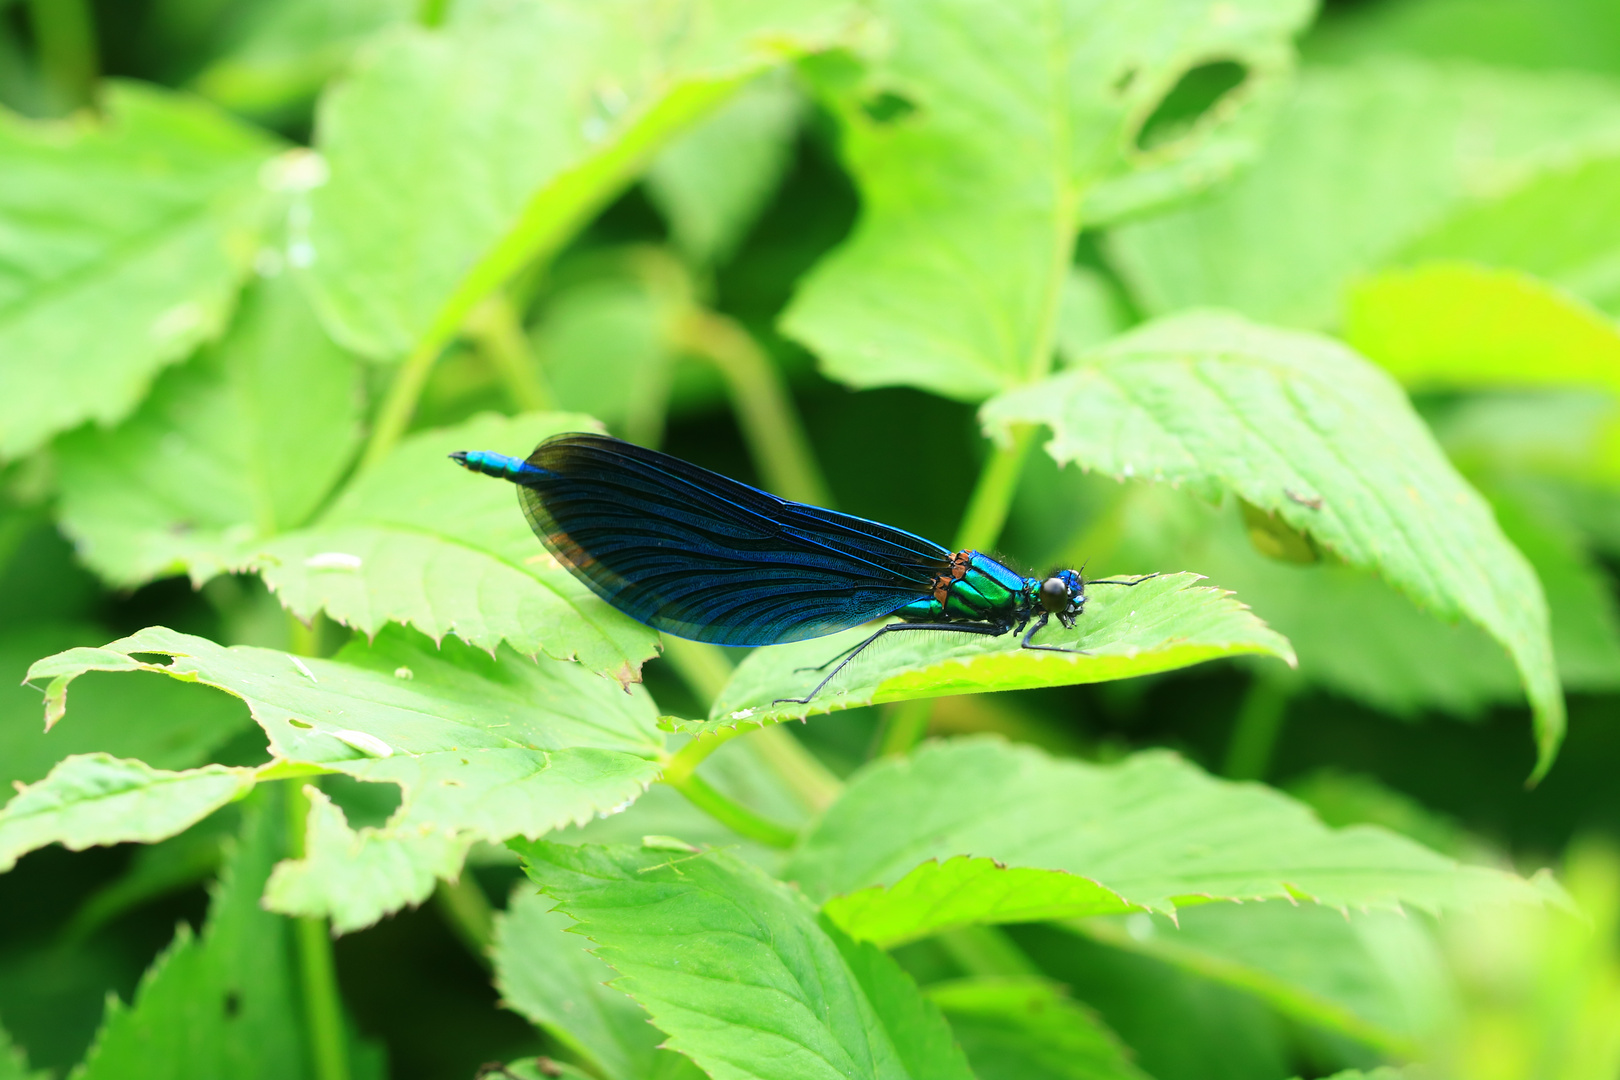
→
(661, 767, 798, 849)
(463, 293, 554, 412)
(27, 0, 96, 112)
(877, 699, 934, 758)
(660, 636, 736, 704)
(433, 874, 495, 967)
(954, 424, 1038, 552)
(937, 926, 1041, 977)
(659, 636, 842, 811)
(748, 726, 842, 813)
(1222, 673, 1293, 781)
(674, 307, 832, 506)
(286, 783, 350, 1080)
(361, 338, 442, 469)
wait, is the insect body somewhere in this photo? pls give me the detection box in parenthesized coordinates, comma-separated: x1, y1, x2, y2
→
(452, 433, 1153, 704)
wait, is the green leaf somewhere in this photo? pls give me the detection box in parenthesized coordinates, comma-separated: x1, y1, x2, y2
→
(782, 0, 1313, 400)
(249, 411, 661, 682)
(1013, 922, 1293, 1080)
(531, 278, 675, 435)
(982, 311, 1565, 775)
(926, 977, 1150, 1080)
(1076, 903, 1452, 1054)
(189, 0, 415, 122)
(645, 69, 803, 267)
(0, 625, 250, 793)
(517, 840, 978, 1080)
(824, 858, 1141, 949)
(0, 1017, 46, 1080)
(493, 887, 703, 1080)
(262, 785, 470, 934)
(1105, 60, 1620, 327)
(54, 273, 364, 588)
(703, 572, 1294, 731)
(25, 626, 665, 923)
(1306, 0, 1620, 77)
(303, 0, 863, 359)
(1394, 154, 1620, 315)
(1097, 480, 1618, 720)
(71, 790, 319, 1080)
(0, 754, 254, 873)
(0, 82, 282, 460)
(790, 738, 1555, 940)
(1346, 262, 1620, 395)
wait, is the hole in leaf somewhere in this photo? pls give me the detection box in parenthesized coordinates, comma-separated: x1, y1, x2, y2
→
(1136, 60, 1249, 151)
(325, 773, 402, 829)
(861, 89, 919, 125)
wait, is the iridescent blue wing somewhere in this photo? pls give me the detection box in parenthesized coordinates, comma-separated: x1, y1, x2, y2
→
(517, 432, 950, 647)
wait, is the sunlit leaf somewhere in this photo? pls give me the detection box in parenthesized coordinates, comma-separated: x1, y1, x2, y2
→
(24, 626, 665, 923)
(1347, 262, 1620, 395)
(249, 411, 662, 682)
(517, 840, 977, 1080)
(1106, 60, 1620, 327)
(782, 0, 1313, 399)
(0, 83, 282, 460)
(0, 754, 254, 873)
(701, 573, 1293, 731)
(0, 625, 251, 793)
(303, 0, 863, 359)
(263, 786, 470, 935)
(54, 273, 364, 588)
(983, 311, 1565, 774)
(791, 738, 1556, 940)
(1306, 0, 1620, 77)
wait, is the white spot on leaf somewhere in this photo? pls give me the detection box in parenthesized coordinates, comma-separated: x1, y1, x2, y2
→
(305, 552, 362, 570)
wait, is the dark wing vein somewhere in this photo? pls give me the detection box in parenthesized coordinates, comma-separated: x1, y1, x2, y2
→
(518, 433, 949, 646)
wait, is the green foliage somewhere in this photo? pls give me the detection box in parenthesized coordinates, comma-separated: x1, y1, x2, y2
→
(518, 840, 978, 1080)
(791, 739, 1551, 935)
(2, 0, 1616, 1076)
(0, 83, 281, 460)
(706, 572, 1294, 728)
(783, 0, 1315, 399)
(985, 312, 1566, 773)
(54, 274, 364, 587)
(0, 755, 254, 873)
(302, 0, 864, 360)
(250, 412, 662, 680)
(493, 887, 704, 1080)
(73, 791, 317, 1080)
(925, 977, 1150, 1080)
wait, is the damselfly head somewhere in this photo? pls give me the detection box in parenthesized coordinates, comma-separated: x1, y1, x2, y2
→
(1038, 569, 1086, 624)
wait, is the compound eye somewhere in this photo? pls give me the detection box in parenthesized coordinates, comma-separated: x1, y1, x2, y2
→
(1039, 576, 1069, 612)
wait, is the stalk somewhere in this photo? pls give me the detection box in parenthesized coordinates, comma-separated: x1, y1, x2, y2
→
(1222, 673, 1293, 781)
(27, 0, 96, 111)
(673, 307, 832, 506)
(286, 783, 350, 1080)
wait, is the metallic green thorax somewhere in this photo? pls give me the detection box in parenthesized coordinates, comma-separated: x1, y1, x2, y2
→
(895, 550, 1042, 624)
